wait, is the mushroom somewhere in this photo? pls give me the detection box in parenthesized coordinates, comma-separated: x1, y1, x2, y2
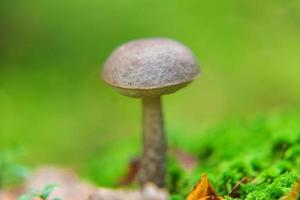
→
(101, 38, 199, 187)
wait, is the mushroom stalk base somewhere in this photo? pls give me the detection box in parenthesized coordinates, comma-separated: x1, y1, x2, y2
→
(139, 96, 166, 188)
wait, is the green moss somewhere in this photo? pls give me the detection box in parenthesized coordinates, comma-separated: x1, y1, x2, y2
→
(239, 172, 297, 200)
(168, 112, 300, 199)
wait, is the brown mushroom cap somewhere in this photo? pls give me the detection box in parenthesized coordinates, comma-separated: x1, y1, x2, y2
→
(102, 38, 200, 98)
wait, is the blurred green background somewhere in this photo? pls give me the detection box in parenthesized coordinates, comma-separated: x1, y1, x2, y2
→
(1, 0, 300, 186)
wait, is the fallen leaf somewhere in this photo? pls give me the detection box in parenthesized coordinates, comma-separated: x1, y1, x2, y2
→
(118, 157, 140, 186)
(282, 178, 300, 200)
(229, 177, 249, 198)
(118, 148, 198, 186)
(186, 174, 223, 200)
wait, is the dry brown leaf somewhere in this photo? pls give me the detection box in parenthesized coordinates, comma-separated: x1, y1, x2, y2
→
(118, 149, 198, 186)
(118, 157, 140, 186)
(186, 174, 223, 200)
(282, 178, 300, 200)
(229, 177, 249, 198)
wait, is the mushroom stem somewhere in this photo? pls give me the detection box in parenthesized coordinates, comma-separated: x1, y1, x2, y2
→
(139, 96, 166, 187)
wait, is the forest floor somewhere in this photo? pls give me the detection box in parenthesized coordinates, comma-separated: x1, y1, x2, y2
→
(0, 112, 299, 200)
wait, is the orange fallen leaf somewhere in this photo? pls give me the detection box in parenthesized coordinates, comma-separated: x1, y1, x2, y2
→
(186, 174, 223, 200)
(282, 178, 300, 200)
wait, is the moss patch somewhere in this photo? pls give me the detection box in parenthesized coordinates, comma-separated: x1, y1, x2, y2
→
(167, 112, 300, 199)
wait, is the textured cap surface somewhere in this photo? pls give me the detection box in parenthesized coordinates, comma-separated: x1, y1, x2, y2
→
(102, 38, 199, 91)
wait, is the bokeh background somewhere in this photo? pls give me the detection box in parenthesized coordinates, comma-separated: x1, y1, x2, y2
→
(1, 0, 300, 186)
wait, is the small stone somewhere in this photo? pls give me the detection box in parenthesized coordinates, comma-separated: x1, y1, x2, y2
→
(88, 183, 168, 200)
(25, 167, 96, 200)
(0, 191, 14, 200)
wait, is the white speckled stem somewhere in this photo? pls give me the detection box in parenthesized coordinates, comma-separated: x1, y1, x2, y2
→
(138, 96, 166, 188)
